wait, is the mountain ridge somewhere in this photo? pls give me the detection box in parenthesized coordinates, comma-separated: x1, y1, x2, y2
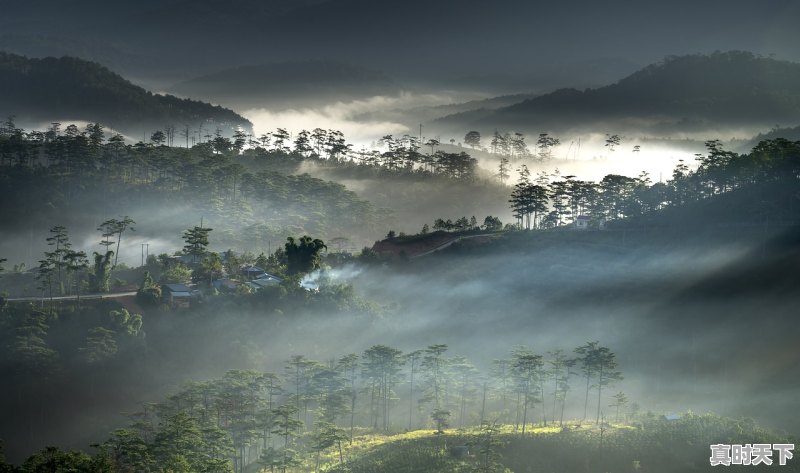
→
(434, 51, 800, 134)
(0, 51, 252, 136)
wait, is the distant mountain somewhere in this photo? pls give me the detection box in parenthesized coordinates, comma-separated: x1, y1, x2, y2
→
(435, 52, 800, 135)
(348, 93, 536, 130)
(0, 34, 151, 76)
(0, 52, 251, 136)
(168, 61, 400, 110)
(6, 0, 799, 93)
(416, 94, 538, 118)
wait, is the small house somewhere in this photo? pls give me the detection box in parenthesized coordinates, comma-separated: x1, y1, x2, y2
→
(254, 274, 282, 285)
(250, 275, 282, 291)
(241, 266, 267, 280)
(574, 215, 591, 230)
(243, 274, 283, 292)
(212, 278, 240, 292)
(162, 283, 195, 309)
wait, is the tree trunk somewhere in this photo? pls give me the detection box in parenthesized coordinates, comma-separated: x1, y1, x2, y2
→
(596, 368, 604, 425)
(521, 391, 528, 436)
(540, 379, 547, 426)
(583, 374, 591, 420)
(408, 367, 415, 430)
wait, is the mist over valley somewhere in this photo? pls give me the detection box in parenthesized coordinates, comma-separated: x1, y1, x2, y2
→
(1, 2, 799, 472)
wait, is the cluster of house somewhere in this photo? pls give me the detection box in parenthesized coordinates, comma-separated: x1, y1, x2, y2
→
(160, 265, 283, 309)
(238, 266, 283, 291)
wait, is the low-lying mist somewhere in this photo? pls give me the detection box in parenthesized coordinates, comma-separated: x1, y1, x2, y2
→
(242, 92, 478, 145)
(2, 218, 797, 462)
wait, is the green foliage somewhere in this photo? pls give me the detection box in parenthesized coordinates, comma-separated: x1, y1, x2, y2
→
(21, 446, 96, 473)
(464, 131, 481, 149)
(285, 236, 326, 276)
(481, 216, 502, 231)
(79, 327, 118, 365)
(98, 217, 135, 267)
(136, 271, 161, 307)
(182, 226, 213, 264)
(108, 309, 143, 337)
(362, 345, 404, 431)
(357, 246, 381, 264)
(161, 264, 192, 285)
(324, 414, 798, 473)
(509, 138, 800, 228)
(0, 121, 394, 256)
(469, 421, 507, 473)
(509, 347, 544, 434)
(151, 413, 233, 473)
(193, 252, 223, 284)
(102, 428, 153, 472)
(431, 409, 451, 433)
(90, 251, 114, 293)
(3, 309, 59, 375)
(9, 413, 795, 473)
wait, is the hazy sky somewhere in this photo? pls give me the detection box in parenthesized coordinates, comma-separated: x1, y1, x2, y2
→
(2, 0, 799, 86)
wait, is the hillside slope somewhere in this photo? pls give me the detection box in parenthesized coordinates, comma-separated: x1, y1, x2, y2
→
(325, 415, 797, 473)
(0, 52, 252, 136)
(435, 51, 800, 134)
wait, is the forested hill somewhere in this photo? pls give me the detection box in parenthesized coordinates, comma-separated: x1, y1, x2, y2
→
(437, 51, 800, 133)
(0, 52, 251, 136)
(168, 60, 400, 109)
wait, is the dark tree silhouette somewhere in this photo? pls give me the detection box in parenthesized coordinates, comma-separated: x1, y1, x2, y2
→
(285, 236, 326, 276)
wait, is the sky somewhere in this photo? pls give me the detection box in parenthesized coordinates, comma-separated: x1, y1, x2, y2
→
(2, 0, 799, 86)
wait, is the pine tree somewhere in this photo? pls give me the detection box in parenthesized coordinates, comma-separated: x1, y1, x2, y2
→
(182, 226, 213, 264)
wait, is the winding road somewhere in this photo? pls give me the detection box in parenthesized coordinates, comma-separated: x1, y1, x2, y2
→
(4, 291, 137, 302)
(410, 233, 499, 258)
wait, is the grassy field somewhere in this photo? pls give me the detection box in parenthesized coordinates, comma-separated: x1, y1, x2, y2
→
(266, 414, 798, 473)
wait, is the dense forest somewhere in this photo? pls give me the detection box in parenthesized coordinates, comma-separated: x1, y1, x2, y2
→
(0, 116, 530, 267)
(506, 138, 800, 230)
(0, 119, 394, 253)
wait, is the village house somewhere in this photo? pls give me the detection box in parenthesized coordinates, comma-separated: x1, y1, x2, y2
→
(241, 265, 268, 280)
(245, 274, 283, 292)
(162, 283, 198, 309)
(211, 278, 241, 293)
